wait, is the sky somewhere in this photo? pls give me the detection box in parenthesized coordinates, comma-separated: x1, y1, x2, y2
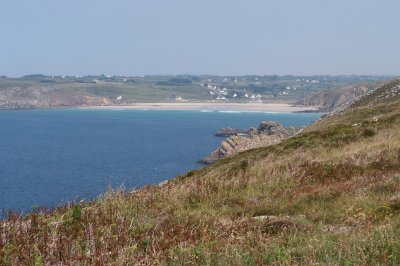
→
(1, 0, 399, 77)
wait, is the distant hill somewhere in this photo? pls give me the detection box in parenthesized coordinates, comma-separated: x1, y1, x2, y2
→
(0, 75, 391, 109)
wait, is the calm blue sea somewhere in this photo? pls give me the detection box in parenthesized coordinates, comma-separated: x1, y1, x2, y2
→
(0, 109, 321, 212)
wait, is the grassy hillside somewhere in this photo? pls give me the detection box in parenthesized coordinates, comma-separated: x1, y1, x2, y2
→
(1, 79, 400, 265)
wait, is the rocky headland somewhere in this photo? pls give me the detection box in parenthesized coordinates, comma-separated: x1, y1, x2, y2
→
(298, 82, 382, 112)
(0, 87, 113, 109)
(201, 121, 303, 163)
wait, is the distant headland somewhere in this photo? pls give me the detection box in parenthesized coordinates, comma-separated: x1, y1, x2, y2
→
(0, 74, 391, 112)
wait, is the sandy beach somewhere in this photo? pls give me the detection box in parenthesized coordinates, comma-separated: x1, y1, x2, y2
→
(80, 102, 318, 112)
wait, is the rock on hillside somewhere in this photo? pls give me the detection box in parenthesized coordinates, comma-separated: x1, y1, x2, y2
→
(201, 121, 303, 163)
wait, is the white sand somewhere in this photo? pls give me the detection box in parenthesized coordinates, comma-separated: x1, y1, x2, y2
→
(80, 102, 318, 112)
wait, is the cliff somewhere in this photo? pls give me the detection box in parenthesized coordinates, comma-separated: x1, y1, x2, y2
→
(298, 82, 382, 112)
(0, 86, 113, 109)
(201, 121, 303, 163)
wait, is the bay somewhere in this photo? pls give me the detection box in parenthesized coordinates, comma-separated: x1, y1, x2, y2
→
(0, 109, 321, 212)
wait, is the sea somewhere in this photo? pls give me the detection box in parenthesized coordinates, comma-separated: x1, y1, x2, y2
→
(0, 109, 321, 213)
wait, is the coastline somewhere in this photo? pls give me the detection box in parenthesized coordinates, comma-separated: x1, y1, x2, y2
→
(78, 102, 318, 112)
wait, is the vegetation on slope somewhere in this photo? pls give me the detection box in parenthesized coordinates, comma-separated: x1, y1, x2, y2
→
(1, 79, 400, 265)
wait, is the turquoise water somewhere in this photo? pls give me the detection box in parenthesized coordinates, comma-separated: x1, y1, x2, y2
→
(0, 109, 321, 212)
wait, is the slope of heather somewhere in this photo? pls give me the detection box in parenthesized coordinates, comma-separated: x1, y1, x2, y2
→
(1, 79, 400, 265)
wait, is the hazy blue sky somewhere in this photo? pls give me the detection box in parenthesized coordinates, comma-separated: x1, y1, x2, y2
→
(1, 0, 399, 76)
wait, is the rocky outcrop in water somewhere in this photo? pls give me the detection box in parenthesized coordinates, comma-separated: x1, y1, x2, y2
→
(201, 121, 303, 164)
(214, 127, 251, 137)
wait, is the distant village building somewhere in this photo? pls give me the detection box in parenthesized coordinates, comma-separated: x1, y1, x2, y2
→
(167, 95, 183, 101)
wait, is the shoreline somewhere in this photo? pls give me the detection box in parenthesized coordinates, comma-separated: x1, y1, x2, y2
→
(78, 102, 318, 112)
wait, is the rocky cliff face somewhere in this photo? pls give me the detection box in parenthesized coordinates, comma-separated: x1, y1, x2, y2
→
(0, 87, 113, 109)
(299, 82, 382, 112)
(201, 121, 303, 163)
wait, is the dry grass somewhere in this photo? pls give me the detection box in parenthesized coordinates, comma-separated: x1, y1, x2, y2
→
(1, 80, 400, 265)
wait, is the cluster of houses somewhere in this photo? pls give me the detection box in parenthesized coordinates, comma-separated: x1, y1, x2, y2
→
(205, 84, 231, 100)
(203, 82, 265, 102)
